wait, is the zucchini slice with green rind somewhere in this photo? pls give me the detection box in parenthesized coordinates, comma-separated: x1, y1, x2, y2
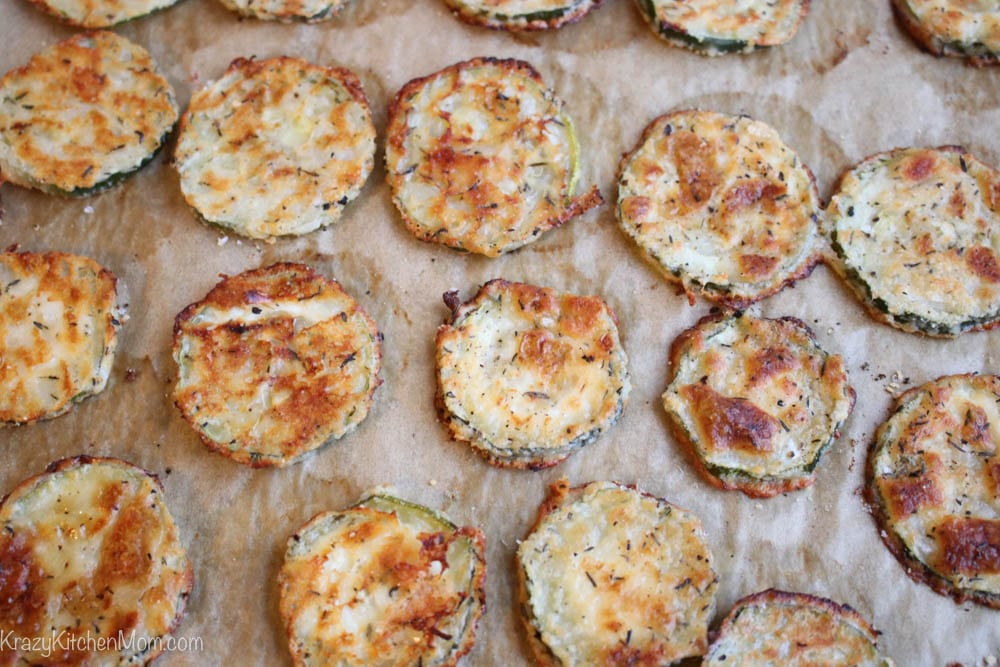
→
(892, 0, 1000, 66)
(216, 0, 349, 21)
(443, 0, 602, 31)
(25, 0, 182, 27)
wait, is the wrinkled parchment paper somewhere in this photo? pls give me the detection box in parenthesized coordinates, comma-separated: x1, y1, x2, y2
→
(3, 0, 1000, 663)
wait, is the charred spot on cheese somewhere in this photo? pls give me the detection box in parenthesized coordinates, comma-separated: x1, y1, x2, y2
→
(0, 456, 193, 664)
(705, 589, 894, 666)
(662, 313, 854, 498)
(0, 251, 124, 424)
(174, 57, 375, 240)
(867, 374, 1000, 609)
(636, 0, 808, 55)
(216, 0, 349, 21)
(892, 0, 1000, 66)
(617, 110, 820, 308)
(517, 480, 718, 666)
(436, 279, 630, 469)
(25, 0, 182, 27)
(172, 262, 382, 467)
(277, 493, 486, 666)
(827, 146, 1000, 337)
(443, 0, 603, 30)
(0, 31, 177, 197)
(386, 57, 602, 257)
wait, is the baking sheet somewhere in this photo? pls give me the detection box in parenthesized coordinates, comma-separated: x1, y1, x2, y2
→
(2, 0, 1000, 663)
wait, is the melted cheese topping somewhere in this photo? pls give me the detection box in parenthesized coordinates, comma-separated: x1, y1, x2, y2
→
(828, 147, 1000, 335)
(173, 263, 381, 467)
(617, 110, 819, 306)
(0, 31, 177, 195)
(386, 58, 601, 257)
(436, 280, 629, 468)
(0, 252, 123, 424)
(871, 374, 1000, 601)
(641, 0, 806, 51)
(662, 314, 853, 495)
(899, 0, 1000, 54)
(27, 0, 180, 27)
(443, 0, 597, 29)
(0, 457, 192, 665)
(174, 57, 374, 239)
(518, 481, 717, 665)
(216, 0, 348, 20)
(278, 495, 485, 667)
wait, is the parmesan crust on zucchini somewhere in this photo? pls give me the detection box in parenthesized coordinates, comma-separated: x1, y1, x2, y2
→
(25, 0, 181, 27)
(216, 0, 348, 21)
(0, 456, 193, 665)
(278, 493, 486, 667)
(704, 589, 894, 666)
(866, 374, 1000, 609)
(662, 313, 854, 498)
(443, 0, 603, 31)
(0, 31, 177, 197)
(517, 480, 718, 666)
(386, 58, 603, 257)
(0, 250, 124, 425)
(636, 0, 808, 55)
(827, 146, 1000, 337)
(173, 262, 382, 467)
(617, 110, 821, 308)
(893, 0, 1000, 66)
(174, 57, 375, 240)
(436, 280, 630, 469)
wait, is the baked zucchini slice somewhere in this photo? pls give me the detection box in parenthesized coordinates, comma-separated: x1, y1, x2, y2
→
(0, 456, 193, 664)
(662, 313, 854, 498)
(636, 0, 809, 55)
(704, 589, 894, 666)
(436, 279, 630, 469)
(174, 57, 375, 240)
(0, 250, 124, 425)
(517, 479, 718, 666)
(386, 57, 603, 257)
(173, 262, 382, 467)
(892, 0, 1000, 66)
(25, 0, 182, 27)
(827, 146, 1000, 337)
(443, 0, 603, 31)
(216, 0, 348, 21)
(617, 109, 821, 308)
(278, 493, 486, 667)
(866, 374, 1000, 609)
(0, 31, 177, 197)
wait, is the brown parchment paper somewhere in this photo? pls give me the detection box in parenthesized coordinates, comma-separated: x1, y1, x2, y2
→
(2, 0, 1000, 663)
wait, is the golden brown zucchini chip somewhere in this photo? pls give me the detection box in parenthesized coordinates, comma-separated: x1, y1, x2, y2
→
(386, 58, 602, 257)
(173, 262, 382, 467)
(662, 313, 854, 498)
(892, 0, 1000, 66)
(0, 456, 193, 664)
(216, 0, 347, 21)
(704, 589, 894, 665)
(174, 57, 375, 240)
(636, 0, 808, 55)
(0, 31, 177, 197)
(278, 493, 486, 667)
(436, 280, 629, 469)
(617, 110, 821, 308)
(517, 480, 718, 666)
(25, 0, 181, 27)
(0, 250, 124, 425)
(827, 146, 1000, 337)
(443, 0, 603, 31)
(867, 374, 1000, 609)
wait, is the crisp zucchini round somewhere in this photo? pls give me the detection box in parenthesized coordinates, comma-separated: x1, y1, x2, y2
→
(216, 0, 347, 21)
(517, 480, 718, 666)
(0, 250, 124, 425)
(436, 280, 630, 469)
(278, 493, 486, 667)
(892, 0, 1000, 66)
(704, 589, 894, 666)
(0, 456, 193, 664)
(172, 262, 382, 467)
(866, 374, 1000, 609)
(174, 57, 375, 240)
(662, 313, 854, 498)
(827, 146, 1000, 337)
(636, 0, 808, 55)
(443, 0, 603, 31)
(386, 57, 602, 257)
(25, 0, 182, 27)
(617, 110, 821, 308)
(0, 31, 177, 197)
